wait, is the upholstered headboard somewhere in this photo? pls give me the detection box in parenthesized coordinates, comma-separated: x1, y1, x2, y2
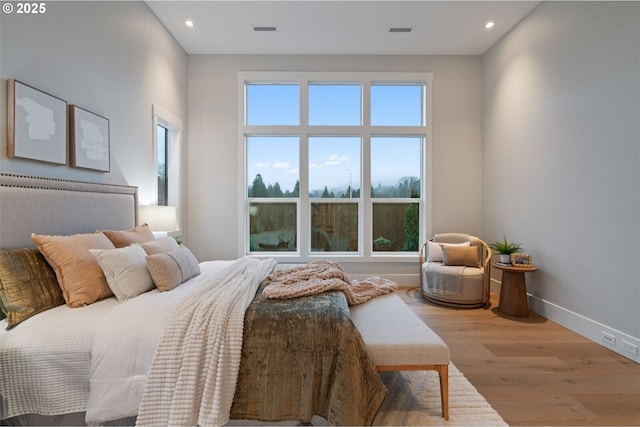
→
(0, 174, 138, 249)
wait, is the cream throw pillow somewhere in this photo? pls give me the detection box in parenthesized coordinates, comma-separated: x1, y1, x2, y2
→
(90, 245, 155, 301)
(426, 241, 470, 263)
(442, 245, 481, 267)
(139, 236, 179, 255)
(146, 246, 200, 291)
(31, 232, 115, 307)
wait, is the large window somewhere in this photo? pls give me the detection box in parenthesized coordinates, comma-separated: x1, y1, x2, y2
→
(241, 72, 432, 258)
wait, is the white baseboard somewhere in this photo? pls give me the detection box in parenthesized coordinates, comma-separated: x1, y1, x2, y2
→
(527, 293, 640, 364)
(380, 275, 639, 364)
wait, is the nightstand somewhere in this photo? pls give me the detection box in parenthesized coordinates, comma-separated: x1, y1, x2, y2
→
(492, 263, 538, 317)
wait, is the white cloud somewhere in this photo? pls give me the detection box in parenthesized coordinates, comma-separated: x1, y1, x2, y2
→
(325, 154, 350, 166)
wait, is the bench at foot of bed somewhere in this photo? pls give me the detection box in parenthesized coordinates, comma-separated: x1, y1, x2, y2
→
(350, 292, 451, 420)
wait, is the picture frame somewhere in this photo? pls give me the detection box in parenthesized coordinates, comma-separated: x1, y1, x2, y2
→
(511, 252, 534, 267)
(69, 105, 110, 172)
(8, 79, 67, 165)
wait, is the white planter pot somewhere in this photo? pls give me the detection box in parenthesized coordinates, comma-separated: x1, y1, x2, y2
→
(499, 254, 512, 264)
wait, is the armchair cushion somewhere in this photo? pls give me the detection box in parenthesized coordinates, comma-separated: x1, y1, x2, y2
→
(442, 245, 481, 268)
(426, 241, 470, 263)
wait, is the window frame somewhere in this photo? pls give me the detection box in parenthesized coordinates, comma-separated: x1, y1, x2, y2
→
(152, 104, 183, 228)
(238, 71, 433, 262)
(156, 124, 169, 206)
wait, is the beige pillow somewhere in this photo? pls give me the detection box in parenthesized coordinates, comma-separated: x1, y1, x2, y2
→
(426, 241, 470, 262)
(146, 246, 200, 292)
(102, 224, 156, 248)
(0, 248, 65, 329)
(90, 245, 155, 301)
(31, 232, 115, 307)
(139, 236, 179, 255)
(441, 245, 481, 267)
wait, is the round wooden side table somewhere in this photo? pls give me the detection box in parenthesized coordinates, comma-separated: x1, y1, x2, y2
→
(492, 263, 538, 317)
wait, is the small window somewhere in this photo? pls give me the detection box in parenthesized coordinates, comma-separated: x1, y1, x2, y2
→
(309, 136, 360, 198)
(309, 84, 361, 126)
(246, 136, 299, 197)
(371, 84, 423, 126)
(157, 124, 168, 206)
(370, 136, 421, 198)
(311, 202, 358, 252)
(246, 84, 299, 126)
(249, 202, 297, 252)
(152, 104, 183, 227)
(372, 202, 420, 252)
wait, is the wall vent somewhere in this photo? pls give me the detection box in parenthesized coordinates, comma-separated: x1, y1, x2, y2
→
(252, 26, 278, 32)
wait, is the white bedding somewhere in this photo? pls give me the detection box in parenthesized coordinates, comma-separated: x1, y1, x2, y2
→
(86, 259, 273, 424)
(0, 297, 118, 419)
(135, 257, 276, 426)
(0, 259, 248, 422)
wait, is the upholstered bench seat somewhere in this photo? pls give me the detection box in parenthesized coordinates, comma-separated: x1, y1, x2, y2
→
(350, 292, 450, 419)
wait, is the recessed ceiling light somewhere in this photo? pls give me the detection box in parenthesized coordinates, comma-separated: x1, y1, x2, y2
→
(185, 20, 194, 28)
(389, 27, 412, 33)
(252, 25, 278, 32)
(485, 21, 495, 29)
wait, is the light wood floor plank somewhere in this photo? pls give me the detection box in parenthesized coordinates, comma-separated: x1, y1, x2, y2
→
(398, 288, 640, 426)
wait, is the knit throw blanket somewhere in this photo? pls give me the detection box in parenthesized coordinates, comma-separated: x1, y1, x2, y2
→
(263, 260, 398, 305)
(135, 257, 277, 427)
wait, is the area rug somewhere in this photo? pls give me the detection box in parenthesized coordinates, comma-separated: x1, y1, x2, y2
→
(373, 363, 508, 426)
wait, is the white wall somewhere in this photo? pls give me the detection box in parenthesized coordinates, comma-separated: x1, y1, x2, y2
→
(483, 2, 640, 361)
(187, 54, 483, 280)
(0, 1, 187, 205)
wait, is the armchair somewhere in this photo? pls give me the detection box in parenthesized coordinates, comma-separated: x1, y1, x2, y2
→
(419, 233, 490, 308)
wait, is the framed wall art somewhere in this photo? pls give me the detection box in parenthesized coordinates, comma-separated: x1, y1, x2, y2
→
(8, 79, 67, 164)
(69, 105, 110, 172)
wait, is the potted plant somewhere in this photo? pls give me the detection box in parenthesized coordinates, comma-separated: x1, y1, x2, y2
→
(489, 236, 523, 264)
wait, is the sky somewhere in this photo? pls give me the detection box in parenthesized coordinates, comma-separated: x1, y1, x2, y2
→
(245, 84, 424, 195)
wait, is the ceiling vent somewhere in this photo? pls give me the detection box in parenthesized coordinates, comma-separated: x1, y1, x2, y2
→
(252, 25, 278, 32)
(389, 27, 412, 33)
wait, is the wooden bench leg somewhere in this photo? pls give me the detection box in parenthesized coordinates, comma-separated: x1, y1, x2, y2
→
(377, 364, 449, 420)
(436, 364, 449, 420)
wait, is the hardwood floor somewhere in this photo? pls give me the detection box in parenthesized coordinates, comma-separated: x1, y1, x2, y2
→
(398, 288, 640, 426)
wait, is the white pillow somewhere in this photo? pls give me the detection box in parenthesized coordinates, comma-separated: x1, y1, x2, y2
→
(90, 244, 155, 301)
(426, 241, 470, 263)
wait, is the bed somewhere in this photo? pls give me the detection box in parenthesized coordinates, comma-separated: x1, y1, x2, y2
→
(0, 173, 387, 426)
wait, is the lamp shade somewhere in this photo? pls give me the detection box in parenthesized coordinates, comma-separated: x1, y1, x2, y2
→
(139, 205, 177, 232)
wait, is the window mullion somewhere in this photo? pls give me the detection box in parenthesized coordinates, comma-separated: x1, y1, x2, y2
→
(299, 80, 309, 257)
(362, 81, 372, 256)
(362, 133, 372, 257)
(370, 126, 424, 135)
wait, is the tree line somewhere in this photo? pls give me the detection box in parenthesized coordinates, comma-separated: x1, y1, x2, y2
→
(248, 174, 420, 198)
